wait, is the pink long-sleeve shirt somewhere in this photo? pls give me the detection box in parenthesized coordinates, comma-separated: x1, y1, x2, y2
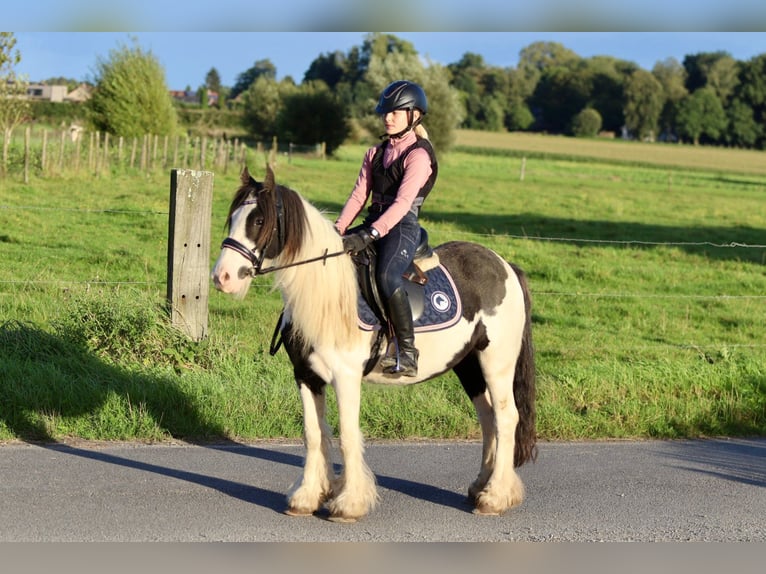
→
(335, 131, 433, 237)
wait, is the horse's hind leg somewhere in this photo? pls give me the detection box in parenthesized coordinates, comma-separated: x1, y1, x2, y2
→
(453, 354, 496, 501)
(468, 389, 496, 500)
(455, 342, 525, 515)
(473, 349, 525, 515)
(286, 383, 334, 516)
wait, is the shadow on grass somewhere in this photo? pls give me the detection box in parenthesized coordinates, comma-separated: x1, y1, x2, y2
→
(425, 211, 766, 265)
(0, 320, 224, 442)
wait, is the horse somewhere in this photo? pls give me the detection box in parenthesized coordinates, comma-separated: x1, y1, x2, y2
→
(211, 165, 537, 522)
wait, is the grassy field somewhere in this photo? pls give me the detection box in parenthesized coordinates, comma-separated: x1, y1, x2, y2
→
(1, 131, 764, 443)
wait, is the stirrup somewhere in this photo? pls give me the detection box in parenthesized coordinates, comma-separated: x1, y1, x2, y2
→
(382, 348, 418, 377)
(384, 363, 417, 377)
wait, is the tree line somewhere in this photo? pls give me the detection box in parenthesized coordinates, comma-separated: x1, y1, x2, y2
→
(216, 34, 766, 150)
(5, 33, 766, 160)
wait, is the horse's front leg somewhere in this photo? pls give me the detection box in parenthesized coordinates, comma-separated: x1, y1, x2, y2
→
(286, 382, 334, 516)
(326, 370, 378, 522)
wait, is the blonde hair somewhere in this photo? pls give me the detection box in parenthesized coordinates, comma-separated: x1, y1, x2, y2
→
(413, 109, 429, 140)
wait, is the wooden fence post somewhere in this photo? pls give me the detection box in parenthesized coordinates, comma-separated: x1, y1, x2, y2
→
(167, 169, 214, 341)
(23, 126, 30, 184)
(41, 130, 48, 175)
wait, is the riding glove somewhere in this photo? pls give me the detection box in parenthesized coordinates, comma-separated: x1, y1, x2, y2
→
(342, 228, 376, 255)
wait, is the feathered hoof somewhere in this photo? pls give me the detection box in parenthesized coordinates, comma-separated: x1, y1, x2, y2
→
(471, 490, 523, 516)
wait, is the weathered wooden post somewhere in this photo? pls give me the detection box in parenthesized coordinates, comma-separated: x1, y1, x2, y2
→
(167, 169, 214, 341)
(23, 126, 30, 184)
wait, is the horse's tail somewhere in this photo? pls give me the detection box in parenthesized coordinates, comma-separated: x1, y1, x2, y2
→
(510, 263, 537, 467)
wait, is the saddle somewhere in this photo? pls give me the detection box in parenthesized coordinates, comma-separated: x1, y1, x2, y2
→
(351, 226, 434, 330)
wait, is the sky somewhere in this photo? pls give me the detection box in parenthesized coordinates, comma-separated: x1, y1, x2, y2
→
(11, 32, 766, 91)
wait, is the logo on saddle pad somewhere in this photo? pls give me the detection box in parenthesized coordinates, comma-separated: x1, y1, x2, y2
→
(357, 264, 462, 332)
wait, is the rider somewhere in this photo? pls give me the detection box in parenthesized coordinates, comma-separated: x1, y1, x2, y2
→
(335, 80, 438, 377)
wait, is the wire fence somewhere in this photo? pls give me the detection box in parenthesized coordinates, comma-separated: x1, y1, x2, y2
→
(3, 164, 764, 355)
(2, 201, 763, 300)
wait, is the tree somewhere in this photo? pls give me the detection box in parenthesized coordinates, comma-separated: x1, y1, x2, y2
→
(205, 67, 221, 92)
(706, 56, 740, 103)
(585, 56, 635, 133)
(518, 42, 580, 129)
(726, 98, 762, 148)
(505, 98, 535, 131)
(623, 69, 665, 140)
(241, 75, 282, 140)
(204, 67, 222, 107)
(0, 32, 30, 175)
(571, 108, 602, 137)
(304, 51, 347, 89)
(732, 54, 766, 149)
(88, 40, 177, 137)
(676, 87, 727, 145)
(448, 52, 486, 129)
(531, 65, 591, 133)
(505, 67, 536, 131)
(683, 51, 733, 93)
(277, 81, 348, 155)
(229, 59, 276, 101)
(518, 41, 580, 73)
(652, 58, 688, 140)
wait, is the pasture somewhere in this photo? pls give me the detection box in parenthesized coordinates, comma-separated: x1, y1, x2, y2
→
(1, 131, 764, 443)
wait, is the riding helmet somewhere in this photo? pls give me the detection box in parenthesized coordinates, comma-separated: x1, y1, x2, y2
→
(375, 80, 428, 115)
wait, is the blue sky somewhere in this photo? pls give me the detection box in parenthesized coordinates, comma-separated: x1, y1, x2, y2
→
(12, 32, 766, 91)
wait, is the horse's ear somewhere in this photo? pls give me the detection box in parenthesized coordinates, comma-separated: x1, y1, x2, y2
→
(264, 162, 276, 192)
(240, 166, 251, 186)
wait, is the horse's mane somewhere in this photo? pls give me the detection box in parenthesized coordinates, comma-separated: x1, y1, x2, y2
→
(234, 166, 361, 353)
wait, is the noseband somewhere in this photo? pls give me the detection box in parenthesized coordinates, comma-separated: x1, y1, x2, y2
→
(221, 190, 346, 277)
(220, 198, 267, 277)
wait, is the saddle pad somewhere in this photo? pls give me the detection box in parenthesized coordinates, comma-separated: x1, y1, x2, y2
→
(357, 263, 462, 333)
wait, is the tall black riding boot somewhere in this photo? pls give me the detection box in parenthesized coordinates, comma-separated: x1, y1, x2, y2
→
(380, 287, 419, 377)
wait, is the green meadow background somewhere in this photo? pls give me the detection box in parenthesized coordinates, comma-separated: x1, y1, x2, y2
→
(1, 130, 764, 443)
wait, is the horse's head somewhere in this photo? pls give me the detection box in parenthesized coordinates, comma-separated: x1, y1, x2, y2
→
(211, 164, 285, 297)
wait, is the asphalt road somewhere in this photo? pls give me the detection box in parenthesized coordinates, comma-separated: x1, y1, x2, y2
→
(0, 438, 764, 542)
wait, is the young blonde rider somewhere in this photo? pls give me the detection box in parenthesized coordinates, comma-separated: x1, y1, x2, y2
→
(335, 80, 438, 377)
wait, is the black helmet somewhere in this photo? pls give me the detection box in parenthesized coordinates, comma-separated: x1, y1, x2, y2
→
(375, 80, 428, 115)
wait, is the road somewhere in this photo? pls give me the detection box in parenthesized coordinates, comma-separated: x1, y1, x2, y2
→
(0, 438, 764, 542)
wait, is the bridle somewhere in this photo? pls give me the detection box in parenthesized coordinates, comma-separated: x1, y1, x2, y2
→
(220, 191, 346, 278)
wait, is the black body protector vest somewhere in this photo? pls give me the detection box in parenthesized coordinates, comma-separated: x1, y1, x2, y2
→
(369, 137, 438, 217)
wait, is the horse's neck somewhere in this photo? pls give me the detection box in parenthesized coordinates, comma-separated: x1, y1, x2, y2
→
(274, 197, 360, 352)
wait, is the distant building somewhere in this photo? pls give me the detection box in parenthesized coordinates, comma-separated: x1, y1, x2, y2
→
(26, 83, 68, 102)
(170, 89, 219, 107)
(65, 83, 93, 103)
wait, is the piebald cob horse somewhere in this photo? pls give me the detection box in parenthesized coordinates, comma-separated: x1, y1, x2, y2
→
(211, 166, 536, 522)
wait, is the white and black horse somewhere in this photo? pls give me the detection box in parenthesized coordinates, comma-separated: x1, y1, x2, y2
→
(212, 166, 536, 522)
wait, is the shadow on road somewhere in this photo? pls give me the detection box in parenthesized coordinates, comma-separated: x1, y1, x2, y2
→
(660, 438, 766, 487)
